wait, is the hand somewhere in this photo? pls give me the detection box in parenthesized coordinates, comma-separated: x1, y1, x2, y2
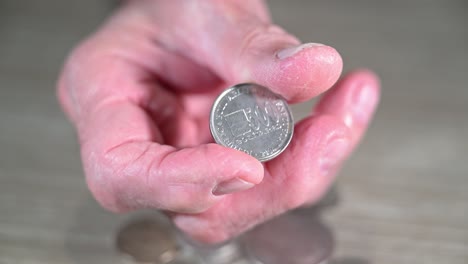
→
(57, 0, 380, 243)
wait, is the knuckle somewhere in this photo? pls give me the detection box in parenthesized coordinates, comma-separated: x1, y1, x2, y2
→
(233, 24, 293, 70)
(66, 36, 100, 65)
(56, 37, 101, 116)
(61, 38, 96, 79)
(241, 24, 286, 50)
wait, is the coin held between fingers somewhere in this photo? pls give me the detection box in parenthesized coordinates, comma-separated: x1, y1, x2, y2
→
(210, 83, 294, 162)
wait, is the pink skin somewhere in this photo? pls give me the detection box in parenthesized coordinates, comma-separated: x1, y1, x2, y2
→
(57, 0, 380, 243)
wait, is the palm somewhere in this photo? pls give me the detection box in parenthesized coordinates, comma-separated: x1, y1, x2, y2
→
(146, 80, 224, 148)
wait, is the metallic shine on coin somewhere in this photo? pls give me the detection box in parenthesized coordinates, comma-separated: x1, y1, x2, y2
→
(210, 83, 294, 162)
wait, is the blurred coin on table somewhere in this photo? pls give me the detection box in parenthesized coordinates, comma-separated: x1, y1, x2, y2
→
(116, 217, 180, 264)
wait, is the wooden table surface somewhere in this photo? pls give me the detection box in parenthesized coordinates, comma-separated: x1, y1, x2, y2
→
(1, 0, 467, 263)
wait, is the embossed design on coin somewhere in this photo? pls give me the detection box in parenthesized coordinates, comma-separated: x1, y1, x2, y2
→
(210, 83, 294, 162)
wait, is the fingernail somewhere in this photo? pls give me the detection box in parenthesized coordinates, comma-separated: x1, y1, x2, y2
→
(352, 80, 379, 124)
(212, 178, 255, 196)
(276, 43, 325, 60)
(320, 139, 349, 177)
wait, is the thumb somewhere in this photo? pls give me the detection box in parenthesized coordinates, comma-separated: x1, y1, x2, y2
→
(228, 31, 343, 103)
(159, 1, 343, 102)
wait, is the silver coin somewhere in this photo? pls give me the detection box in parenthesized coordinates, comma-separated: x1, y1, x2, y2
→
(210, 83, 294, 162)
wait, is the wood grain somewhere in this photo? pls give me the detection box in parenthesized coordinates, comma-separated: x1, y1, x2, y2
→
(1, 0, 467, 263)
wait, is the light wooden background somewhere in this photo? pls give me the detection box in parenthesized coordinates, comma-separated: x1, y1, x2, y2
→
(1, 0, 467, 263)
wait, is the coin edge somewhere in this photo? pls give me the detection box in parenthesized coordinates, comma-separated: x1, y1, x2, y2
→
(209, 83, 295, 162)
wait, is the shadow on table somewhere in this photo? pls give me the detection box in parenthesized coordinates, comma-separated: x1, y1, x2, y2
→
(64, 184, 372, 264)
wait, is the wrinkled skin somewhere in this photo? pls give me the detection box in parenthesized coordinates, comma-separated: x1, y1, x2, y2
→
(57, 0, 380, 243)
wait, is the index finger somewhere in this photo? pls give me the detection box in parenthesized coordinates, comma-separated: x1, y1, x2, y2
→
(145, 0, 343, 102)
(79, 99, 264, 214)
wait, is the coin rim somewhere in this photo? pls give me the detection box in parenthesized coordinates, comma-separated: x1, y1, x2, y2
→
(209, 83, 294, 162)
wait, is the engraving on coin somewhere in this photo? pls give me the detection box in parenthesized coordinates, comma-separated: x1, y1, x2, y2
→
(210, 83, 294, 162)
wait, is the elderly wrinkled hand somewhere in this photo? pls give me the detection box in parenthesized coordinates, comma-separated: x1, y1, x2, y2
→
(57, 0, 380, 243)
